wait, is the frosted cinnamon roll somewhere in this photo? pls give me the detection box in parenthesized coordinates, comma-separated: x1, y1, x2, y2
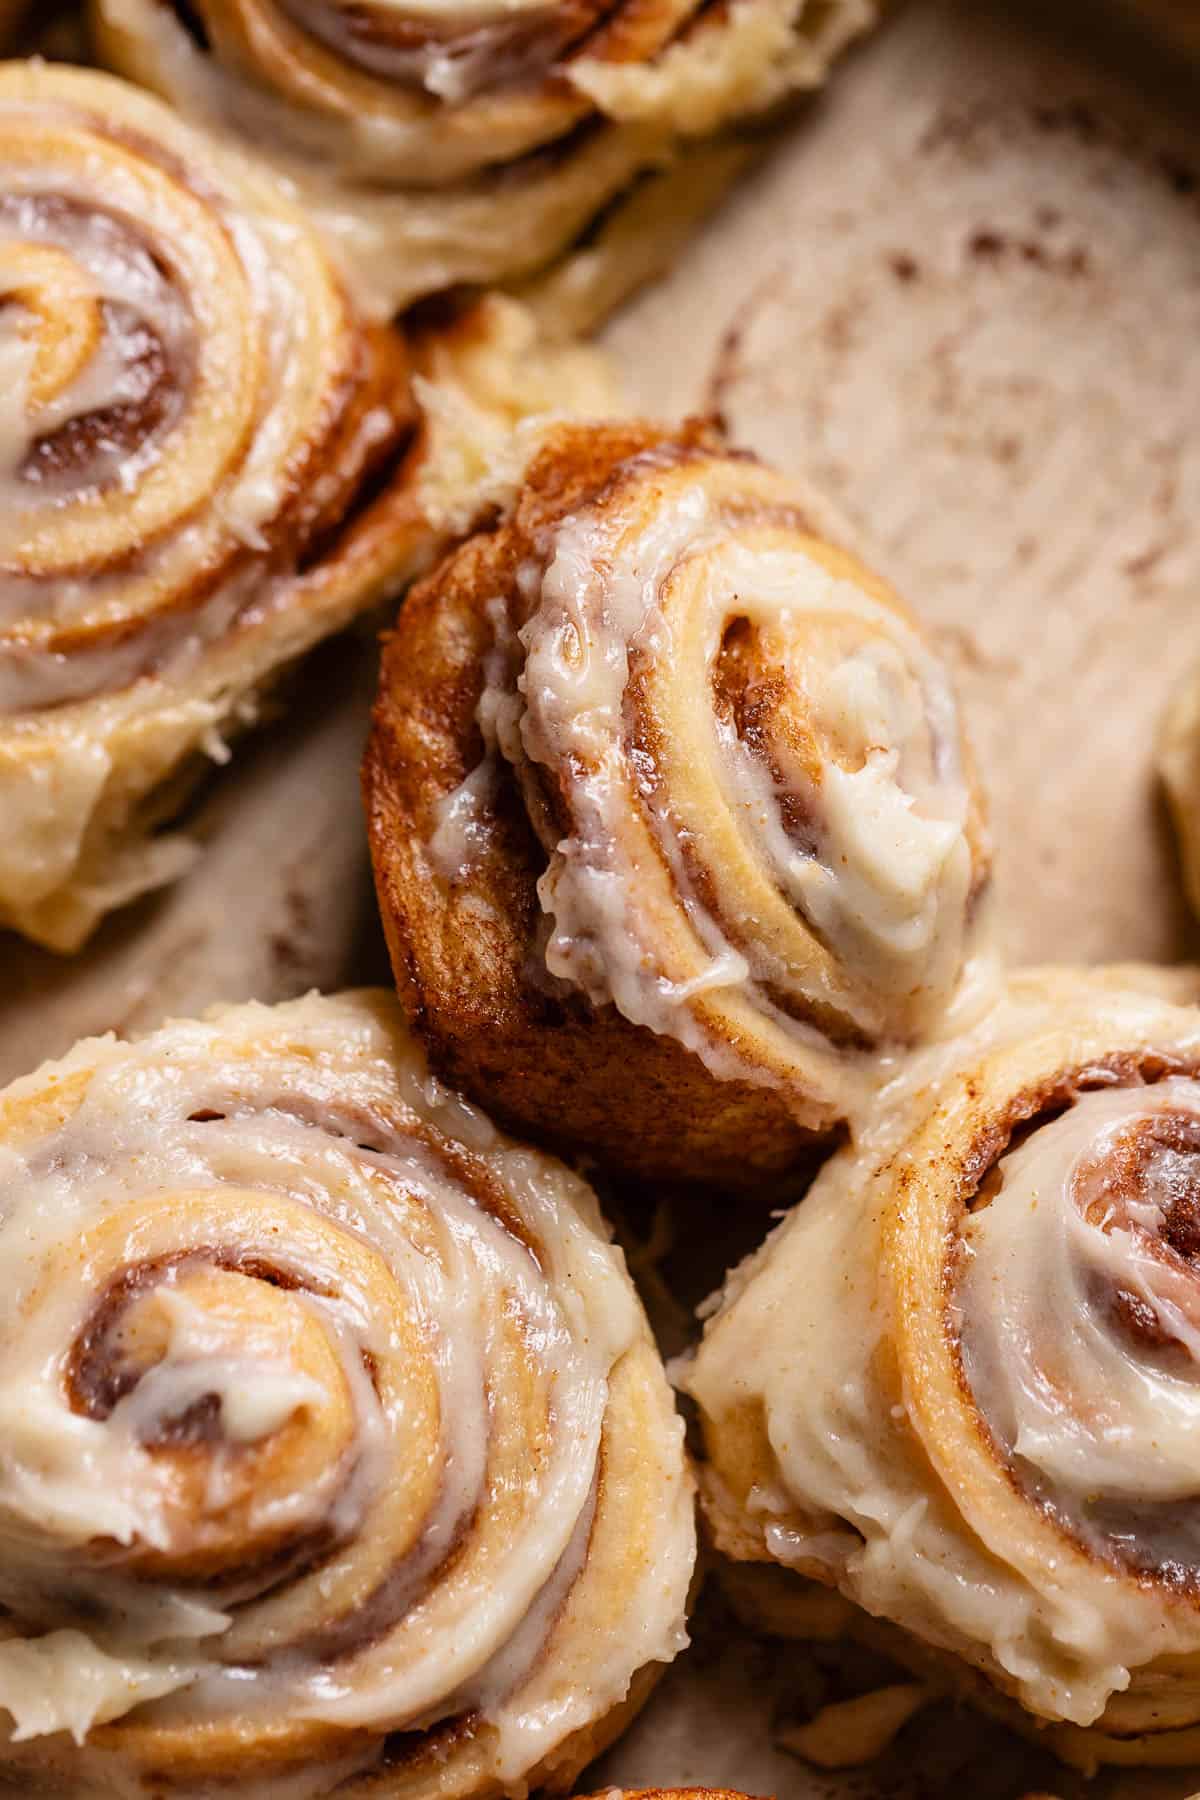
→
(0, 67, 603, 953)
(0, 63, 421, 951)
(365, 420, 991, 1186)
(0, 989, 694, 1798)
(90, 0, 881, 321)
(684, 966, 1200, 1769)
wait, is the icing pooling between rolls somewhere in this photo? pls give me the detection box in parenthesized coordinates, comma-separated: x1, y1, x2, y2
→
(475, 445, 985, 1091)
(0, 993, 694, 1797)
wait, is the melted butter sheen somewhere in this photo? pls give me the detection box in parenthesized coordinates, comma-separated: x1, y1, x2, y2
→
(0, 991, 694, 1798)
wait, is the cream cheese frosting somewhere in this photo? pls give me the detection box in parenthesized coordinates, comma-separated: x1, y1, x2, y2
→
(474, 439, 989, 1097)
(0, 990, 695, 1797)
(684, 969, 1200, 1738)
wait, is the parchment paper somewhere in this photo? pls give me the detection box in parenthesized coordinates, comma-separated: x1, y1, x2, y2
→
(2, 1, 1200, 1792)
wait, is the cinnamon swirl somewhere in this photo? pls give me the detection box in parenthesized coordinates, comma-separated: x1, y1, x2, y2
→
(89, 0, 882, 323)
(0, 989, 695, 1797)
(364, 420, 992, 1186)
(684, 966, 1200, 1769)
(0, 63, 417, 951)
(0, 66, 604, 954)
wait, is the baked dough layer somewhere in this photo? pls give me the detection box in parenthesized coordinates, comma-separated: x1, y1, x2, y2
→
(0, 988, 695, 1797)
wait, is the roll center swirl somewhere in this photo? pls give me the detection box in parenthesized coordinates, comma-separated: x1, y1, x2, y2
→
(499, 446, 984, 1051)
(959, 1077, 1200, 1573)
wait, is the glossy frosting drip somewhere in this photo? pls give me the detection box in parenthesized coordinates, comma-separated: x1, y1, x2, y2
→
(960, 1078, 1200, 1572)
(0, 991, 694, 1796)
(476, 437, 986, 1089)
(683, 973, 1200, 1734)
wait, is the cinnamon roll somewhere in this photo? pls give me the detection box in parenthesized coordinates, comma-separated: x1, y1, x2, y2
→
(365, 420, 992, 1187)
(0, 66, 606, 954)
(683, 966, 1200, 1768)
(0, 989, 695, 1798)
(0, 63, 415, 951)
(89, 0, 881, 323)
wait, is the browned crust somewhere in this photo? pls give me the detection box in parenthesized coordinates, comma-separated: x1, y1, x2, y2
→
(572, 1791, 771, 1798)
(71, 1653, 672, 1797)
(363, 419, 833, 1188)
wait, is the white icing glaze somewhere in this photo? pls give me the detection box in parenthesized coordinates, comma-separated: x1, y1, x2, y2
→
(476, 448, 983, 1089)
(684, 972, 1200, 1730)
(0, 1632, 191, 1746)
(961, 1079, 1200, 1531)
(0, 102, 358, 715)
(285, 0, 574, 101)
(91, 0, 880, 315)
(0, 992, 694, 1797)
(0, 65, 429, 953)
(429, 752, 499, 879)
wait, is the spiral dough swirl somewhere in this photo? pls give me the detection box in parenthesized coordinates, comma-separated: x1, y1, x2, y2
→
(490, 427, 986, 1057)
(0, 990, 694, 1798)
(366, 421, 990, 1184)
(90, 0, 881, 317)
(685, 969, 1200, 1767)
(0, 64, 423, 951)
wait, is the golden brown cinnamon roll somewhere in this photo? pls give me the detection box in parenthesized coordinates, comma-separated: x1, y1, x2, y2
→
(89, 0, 881, 323)
(0, 66, 606, 954)
(0, 989, 695, 1797)
(0, 62, 419, 951)
(365, 420, 992, 1187)
(684, 966, 1200, 1769)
